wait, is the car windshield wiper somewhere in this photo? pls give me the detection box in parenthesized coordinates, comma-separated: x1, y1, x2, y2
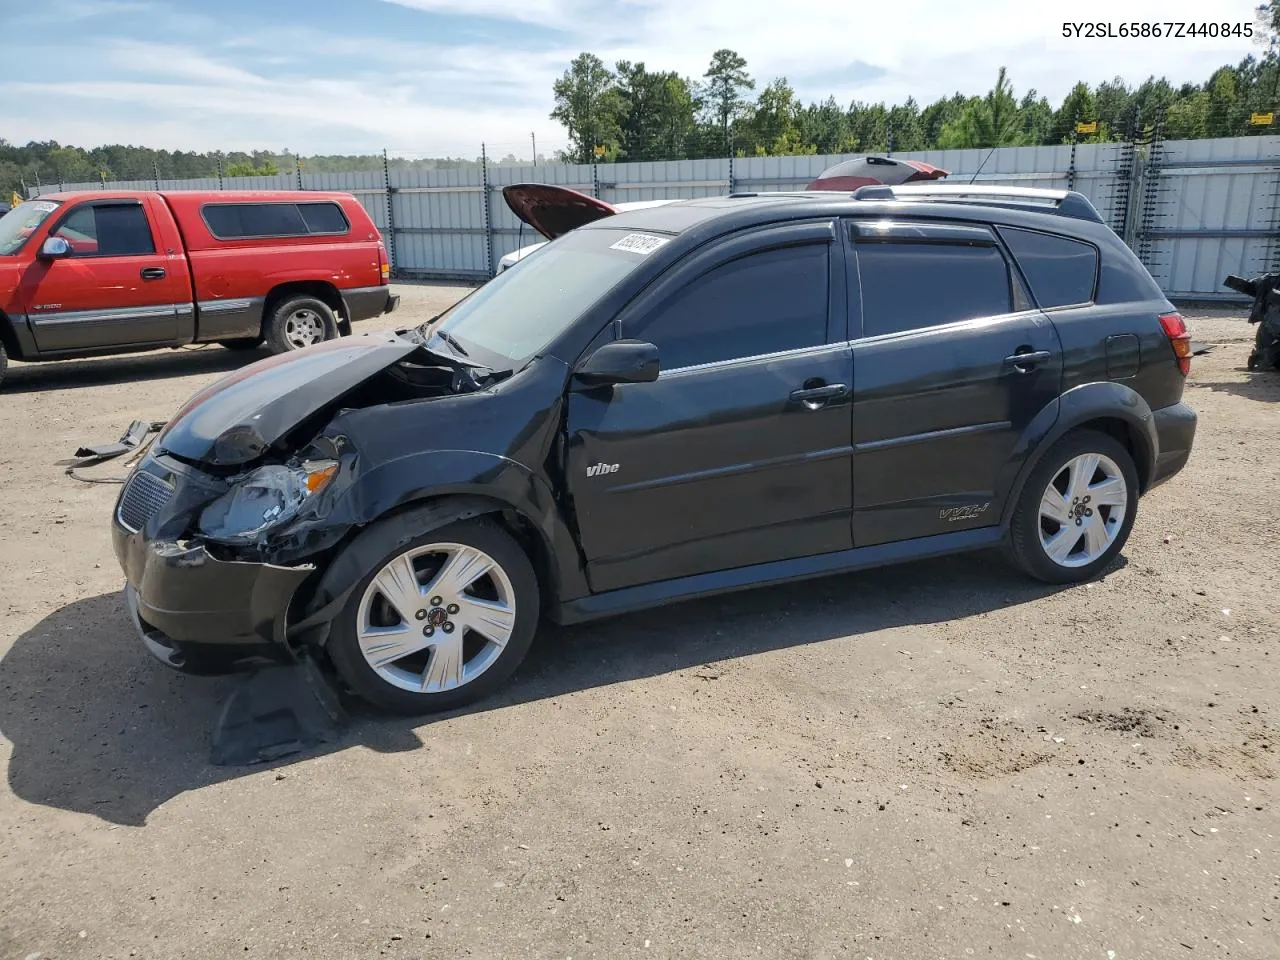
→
(433, 329, 470, 357)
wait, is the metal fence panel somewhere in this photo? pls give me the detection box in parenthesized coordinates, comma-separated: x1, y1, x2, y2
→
(1138, 136, 1280, 298)
(23, 137, 1279, 297)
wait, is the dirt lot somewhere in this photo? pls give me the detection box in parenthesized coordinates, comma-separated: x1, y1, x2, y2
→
(1, 283, 1277, 960)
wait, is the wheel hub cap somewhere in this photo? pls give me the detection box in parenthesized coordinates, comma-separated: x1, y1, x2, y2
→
(356, 543, 516, 694)
(1038, 452, 1127, 568)
(285, 309, 323, 349)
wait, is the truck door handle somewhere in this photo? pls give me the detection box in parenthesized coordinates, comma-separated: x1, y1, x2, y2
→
(140, 267, 166, 280)
(789, 383, 848, 409)
(1003, 349, 1052, 370)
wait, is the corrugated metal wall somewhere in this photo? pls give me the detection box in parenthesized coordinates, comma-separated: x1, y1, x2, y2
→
(45, 136, 1279, 298)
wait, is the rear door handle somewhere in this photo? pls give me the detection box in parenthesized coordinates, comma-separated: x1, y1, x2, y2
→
(1003, 349, 1052, 370)
(140, 267, 166, 280)
(789, 383, 848, 408)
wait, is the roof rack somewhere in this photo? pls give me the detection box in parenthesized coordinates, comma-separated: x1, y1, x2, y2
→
(852, 183, 1103, 223)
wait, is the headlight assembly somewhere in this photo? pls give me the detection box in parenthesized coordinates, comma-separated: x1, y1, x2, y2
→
(197, 458, 338, 544)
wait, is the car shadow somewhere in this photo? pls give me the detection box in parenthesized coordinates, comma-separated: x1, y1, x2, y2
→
(2, 344, 259, 394)
(1196, 371, 1280, 403)
(1, 551, 1096, 826)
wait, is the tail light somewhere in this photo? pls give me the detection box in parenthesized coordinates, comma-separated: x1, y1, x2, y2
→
(1159, 311, 1191, 375)
(377, 240, 390, 281)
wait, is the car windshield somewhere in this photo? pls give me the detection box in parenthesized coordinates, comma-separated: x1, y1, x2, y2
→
(421, 227, 669, 369)
(0, 200, 61, 256)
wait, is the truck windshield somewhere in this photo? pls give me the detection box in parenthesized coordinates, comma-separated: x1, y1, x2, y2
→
(0, 200, 62, 256)
(422, 227, 670, 370)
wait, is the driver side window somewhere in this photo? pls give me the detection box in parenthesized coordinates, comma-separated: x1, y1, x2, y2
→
(51, 203, 155, 258)
(631, 242, 830, 371)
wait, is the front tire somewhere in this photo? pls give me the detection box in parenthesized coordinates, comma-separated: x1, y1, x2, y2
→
(1008, 429, 1139, 584)
(325, 518, 540, 714)
(264, 296, 338, 354)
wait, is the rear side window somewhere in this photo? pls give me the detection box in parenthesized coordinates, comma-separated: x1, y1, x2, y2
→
(51, 202, 155, 257)
(999, 227, 1098, 308)
(201, 201, 349, 240)
(856, 242, 1011, 336)
(298, 202, 350, 234)
(633, 243, 829, 370)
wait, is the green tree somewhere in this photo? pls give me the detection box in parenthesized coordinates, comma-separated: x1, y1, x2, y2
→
(1053, 82, 1099, 142)
(1166, 92, 1209, 138)
(616, 61, 696, 161)
(1019, 91, 1054, 144)
(1205, 66, 1242, 137)
(741, 78, 811, 155)
(796, 97, 856, 154)
(1095, 77, 1133, 137)
(920, 93, 969, 146)
(887, 98, 926, 151)
(550, 52, 625, 164)
(703, 49, 754, 153)
(224, 160, 279, 176)
(847, 101, 890, 151)
(937, 68, 1026, 148)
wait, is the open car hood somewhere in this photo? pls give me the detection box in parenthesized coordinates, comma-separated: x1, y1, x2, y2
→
(502, 183, 619, 240)
(156, 333, 423, 467)
(806, 156, 949, 192)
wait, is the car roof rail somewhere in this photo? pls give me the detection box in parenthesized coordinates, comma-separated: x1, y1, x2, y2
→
(852, 183, 1103, 223)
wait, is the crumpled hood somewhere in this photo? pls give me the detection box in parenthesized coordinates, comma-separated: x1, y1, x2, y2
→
(157, 332, 422, 467)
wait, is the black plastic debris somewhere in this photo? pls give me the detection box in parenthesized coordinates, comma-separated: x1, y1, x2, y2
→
(1223, 273, 1280, 372)
(210, 655, 348, 766)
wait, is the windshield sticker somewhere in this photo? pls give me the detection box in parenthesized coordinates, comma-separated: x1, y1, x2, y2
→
(610, 233, 670, 256)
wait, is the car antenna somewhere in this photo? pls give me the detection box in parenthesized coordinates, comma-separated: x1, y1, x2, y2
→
(968, 145, 997, 185)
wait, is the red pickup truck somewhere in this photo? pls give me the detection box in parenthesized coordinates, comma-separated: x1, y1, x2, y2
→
(0, 190, 398, 387)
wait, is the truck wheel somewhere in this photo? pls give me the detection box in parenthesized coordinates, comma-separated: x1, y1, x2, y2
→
(325, 518, 540, 715)
(0, 341, 7, 389)
(265, 296, 338, 354)
(1008, 429, 1139, 584)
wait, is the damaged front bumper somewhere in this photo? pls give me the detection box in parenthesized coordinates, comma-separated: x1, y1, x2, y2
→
(112, 467, 315, 673)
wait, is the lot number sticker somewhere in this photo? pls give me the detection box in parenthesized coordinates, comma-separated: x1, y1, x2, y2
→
(610, 233, 670, 255)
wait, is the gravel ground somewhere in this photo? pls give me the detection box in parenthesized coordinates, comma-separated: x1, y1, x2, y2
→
(1, 283, 1277, 960)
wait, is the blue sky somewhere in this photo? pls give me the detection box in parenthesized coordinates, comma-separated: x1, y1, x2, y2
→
(1, 0, 1265, 159)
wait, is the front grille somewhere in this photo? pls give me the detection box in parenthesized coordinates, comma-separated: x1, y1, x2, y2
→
(117, 470, 175, 532)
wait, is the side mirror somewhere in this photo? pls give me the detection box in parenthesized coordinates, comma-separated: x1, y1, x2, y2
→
(39, 236, 70, 259)
(575, 339, 660, 386)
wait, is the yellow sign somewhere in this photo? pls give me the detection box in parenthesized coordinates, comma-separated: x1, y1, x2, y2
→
(593, 144, 606, 158)
(1075, 121, 1098, 134)
(1250, 112, 1274, 126)
(9, 191, 21, 207)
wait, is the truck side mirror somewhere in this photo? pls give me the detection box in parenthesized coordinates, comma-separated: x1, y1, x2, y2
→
(39, 236, 71, 259)
(575, 340, 660, 386)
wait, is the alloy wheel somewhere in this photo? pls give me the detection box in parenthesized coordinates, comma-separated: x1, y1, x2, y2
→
(1037, 452, 1128, 568)
(355, 542, 517, 694)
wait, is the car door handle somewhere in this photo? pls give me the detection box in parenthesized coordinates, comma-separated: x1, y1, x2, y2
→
(140, 267, 166, 280)
(789, 383, 848, 408)
(1003, 349, 1052, 369)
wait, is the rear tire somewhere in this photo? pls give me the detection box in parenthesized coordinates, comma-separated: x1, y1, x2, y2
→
(325, 518, 540, 715)
(0, 340, 7, 389)
(1008, 429, 1139, 584)
(264, 296, 338, 354)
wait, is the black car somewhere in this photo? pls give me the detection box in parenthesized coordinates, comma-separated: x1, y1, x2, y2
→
(112, 183, 1197, 714)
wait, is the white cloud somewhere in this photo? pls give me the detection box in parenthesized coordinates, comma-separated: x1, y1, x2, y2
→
(1, 0, 1264, 156)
